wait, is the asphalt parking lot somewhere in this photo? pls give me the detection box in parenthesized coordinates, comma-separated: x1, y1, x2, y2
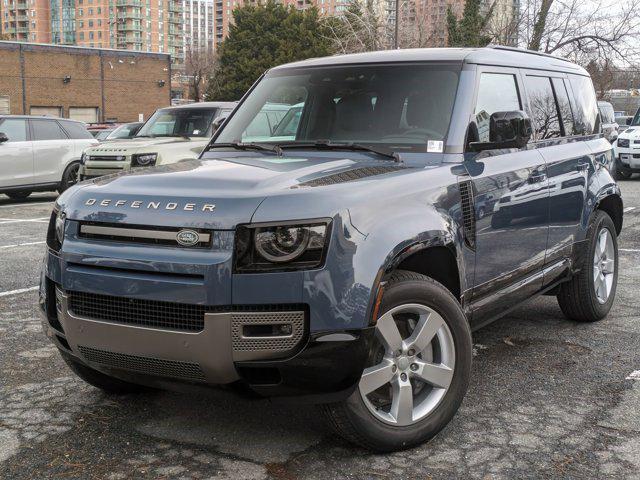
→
(0, 184, 639, 480)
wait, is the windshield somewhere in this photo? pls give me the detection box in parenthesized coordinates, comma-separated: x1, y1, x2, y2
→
(107, 123, 142, 139)
(137, 108, 218, 138)
(631, 108, 640, 127)
(215, 64, 460, 151)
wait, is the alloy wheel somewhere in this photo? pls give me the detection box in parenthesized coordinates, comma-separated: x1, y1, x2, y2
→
(359, 303, 455, 426)
(593, 227, 615, 304)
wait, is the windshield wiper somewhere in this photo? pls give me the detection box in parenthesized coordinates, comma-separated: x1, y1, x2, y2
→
(208, 142, 283, 155)
(278, 140, 400, 162)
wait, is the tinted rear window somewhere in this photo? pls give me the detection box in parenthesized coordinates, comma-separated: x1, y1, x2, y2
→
(60, 120, 94, 139)
(31, 119, 68, 141)
(568, 75, 599, 135)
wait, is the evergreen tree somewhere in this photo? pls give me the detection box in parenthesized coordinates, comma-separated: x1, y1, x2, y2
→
(446, 0, 493, 48)
(207, 1, 332, 101)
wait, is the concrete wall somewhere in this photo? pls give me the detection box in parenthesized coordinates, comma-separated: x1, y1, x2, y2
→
(0, 41, 171, 122)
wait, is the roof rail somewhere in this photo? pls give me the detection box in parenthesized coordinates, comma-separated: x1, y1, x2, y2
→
(487, 45, 573, 63)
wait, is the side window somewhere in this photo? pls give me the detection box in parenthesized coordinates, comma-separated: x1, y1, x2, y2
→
(59, 120, 93, 139)
(568, 75, 599, 135)
(551, 78, 575, 136)
(0, 119, 28, 142)
(474, 73, 521, 142)
(524, 76, 561, 140)
(31, 119, 67, 141)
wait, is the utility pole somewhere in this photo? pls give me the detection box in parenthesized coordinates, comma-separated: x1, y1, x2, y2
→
(394, 0, 400, 49)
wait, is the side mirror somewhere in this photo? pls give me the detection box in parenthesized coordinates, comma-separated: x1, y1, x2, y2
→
(212, 116, 227, 132)
(626, 117, 632, 125)
(470, 111, 532, 152)
(0, 132, 8, 143)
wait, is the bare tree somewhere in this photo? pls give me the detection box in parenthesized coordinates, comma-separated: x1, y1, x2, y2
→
(514, 0, 640, 64)
(184, 46, 217, 102)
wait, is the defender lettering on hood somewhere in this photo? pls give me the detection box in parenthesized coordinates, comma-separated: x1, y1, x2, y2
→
(84, 198, 216, 212)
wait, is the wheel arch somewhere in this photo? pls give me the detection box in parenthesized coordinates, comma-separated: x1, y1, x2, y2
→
(595, 190, 623, 236)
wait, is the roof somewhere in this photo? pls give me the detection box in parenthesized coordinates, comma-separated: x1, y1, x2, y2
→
(271, 46, 589, 76)
(0, 40, 170, 60)
(159, 101, 237, 110)
(0, 114, 84, 123)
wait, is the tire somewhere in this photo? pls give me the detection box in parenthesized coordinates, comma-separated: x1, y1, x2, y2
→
(557, 210, 618, 322)
(6, 191, 32, 200)
(58, 162, 81, 193)
(321, 271, 472, 452)
(60, 350, 151, 394)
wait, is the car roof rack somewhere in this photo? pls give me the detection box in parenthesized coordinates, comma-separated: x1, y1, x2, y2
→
(487, 45, 574, 64)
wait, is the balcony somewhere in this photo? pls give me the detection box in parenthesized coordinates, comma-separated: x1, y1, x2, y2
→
(119, 10, 142, 19)
(117, 22, 142, 31)
(116, 0, 142, 6)
(16, 2, 28, 9)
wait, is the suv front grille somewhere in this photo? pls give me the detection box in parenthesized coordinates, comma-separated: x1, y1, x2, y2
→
(78, 346, 206, 381)
(68, 290, 207, 331)
(88, 155, 127, 161)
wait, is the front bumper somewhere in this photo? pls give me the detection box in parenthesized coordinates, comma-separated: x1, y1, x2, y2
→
(618, 148, 640, 172)
(39, 275, 373, 402)
(79, 162, 129, 180)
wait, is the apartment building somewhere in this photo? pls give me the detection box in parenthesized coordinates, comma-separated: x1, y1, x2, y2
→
(182, 0, 213, 51)
(1, 0, 184, 62)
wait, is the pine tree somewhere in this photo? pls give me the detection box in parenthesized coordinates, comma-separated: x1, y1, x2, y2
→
(207, 1, 332, 101)
(446, 0, 493, 48)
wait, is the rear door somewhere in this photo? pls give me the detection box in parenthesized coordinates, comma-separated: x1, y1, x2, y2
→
(30, 118, 73, 184)
(521, 73, 593, 285)
(463, 67, 550, 324)
(0, 118, 33, 188)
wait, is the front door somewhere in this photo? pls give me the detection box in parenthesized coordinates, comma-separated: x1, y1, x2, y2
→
(0, 118, 33, 188)
(462, 68, 550, 325)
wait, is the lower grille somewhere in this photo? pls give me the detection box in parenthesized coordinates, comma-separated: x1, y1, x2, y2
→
(78, 346, 206, 381)
(88, 155, 126, 161)
(68, 291, 206, 332)
(231, 311, 305, 361)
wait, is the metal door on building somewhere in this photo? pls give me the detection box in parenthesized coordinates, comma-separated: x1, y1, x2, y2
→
(69, 107, 99, 123)
(30, 106, 63, 118)
(0, 96, 9, 115)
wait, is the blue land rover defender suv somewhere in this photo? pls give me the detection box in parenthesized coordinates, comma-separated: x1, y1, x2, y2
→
(40, 47, 623, 452)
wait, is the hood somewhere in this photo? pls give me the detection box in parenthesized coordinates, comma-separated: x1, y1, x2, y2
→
(62, 155, 412, 229)
(87, 136, 201, 154)
(619, 126, 640, 139)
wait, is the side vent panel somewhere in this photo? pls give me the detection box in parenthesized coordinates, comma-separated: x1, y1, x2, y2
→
(458, 180, 476, 249)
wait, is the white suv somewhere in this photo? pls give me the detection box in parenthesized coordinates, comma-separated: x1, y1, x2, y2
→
(0, 115, 98, 200)
(614, 107, 640, 179)
(78, 102, 236, 180)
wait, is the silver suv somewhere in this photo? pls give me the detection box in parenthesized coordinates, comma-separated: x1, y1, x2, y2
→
(0, 115, 97, 200)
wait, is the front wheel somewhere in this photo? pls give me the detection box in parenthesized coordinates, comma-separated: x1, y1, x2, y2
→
(321, 271, 472, 452)
(557, 210, 618, 322)
(58, 162, 81, 193)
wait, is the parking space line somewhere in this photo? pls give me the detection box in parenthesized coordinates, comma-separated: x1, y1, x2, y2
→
(0, 201, 54, 209)
(0, 241, 46, 249)
(0, 286, 39, 298)
(620, 248, 640, 253)
(0, 217, 49, 224)
(624, 207, 636, 213)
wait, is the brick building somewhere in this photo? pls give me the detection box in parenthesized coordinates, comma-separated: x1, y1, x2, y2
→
(0, 40, 171, 122)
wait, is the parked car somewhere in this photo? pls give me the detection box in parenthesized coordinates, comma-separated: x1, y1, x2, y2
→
(87, 123, 118, 138)
(93, 129, 115, 141)
(41, 47, 622, 452)
(598, 100, 618, 142)
(0, 115, 97, 199)
(104, 122, 144, 140)
(78, 102, 237, 180)
(613, 107, 640, 179)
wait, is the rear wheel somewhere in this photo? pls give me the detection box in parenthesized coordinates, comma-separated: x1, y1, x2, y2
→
(58, 162, 81, 193)
(557, 210, 618, 322)
(6, 191, 32, 200)
(321, 271, 472, 452)
(61, 350, 151, 394)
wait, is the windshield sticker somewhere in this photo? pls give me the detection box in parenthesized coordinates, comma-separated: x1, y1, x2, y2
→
(427, 140, 444, 153)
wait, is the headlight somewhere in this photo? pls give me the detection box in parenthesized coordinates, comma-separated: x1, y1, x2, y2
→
(47, 205, 65, 251)
(234, 220, 331, 273)
(618, 138, 629, 148)
(131, 153, 157, 167)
